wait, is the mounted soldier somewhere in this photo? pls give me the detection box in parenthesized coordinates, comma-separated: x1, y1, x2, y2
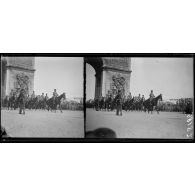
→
(141, 95, 145, 111)
(44, 93, 49, 109)
(45, 93, 49, 101)
(41, 93, 45, 101)
(141, 95, 145, 102)
(137, 94, 141, 102)
(53, 89, 58, 105)
(127, 92, 132, 100)
(40, 93, 45, 109)
(31, 91, 35, 100)
(149, 90, 155, 103)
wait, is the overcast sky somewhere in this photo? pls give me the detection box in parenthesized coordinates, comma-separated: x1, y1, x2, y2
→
(86, 57, 193, 100)
(34, 57, 83, 99)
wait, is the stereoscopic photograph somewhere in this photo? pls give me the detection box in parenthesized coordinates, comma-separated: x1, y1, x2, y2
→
(0, 55, 194, 141)
(1, 56, 84, 138)
(85, 57, 194, 139)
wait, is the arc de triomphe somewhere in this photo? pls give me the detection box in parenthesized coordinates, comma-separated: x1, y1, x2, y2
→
(84, 57, 132, 99)
(1, 57, 35, 99)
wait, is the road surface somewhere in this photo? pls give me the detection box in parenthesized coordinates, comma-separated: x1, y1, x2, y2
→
(1, 109, 84, 138)
(86, 109, 193, 139)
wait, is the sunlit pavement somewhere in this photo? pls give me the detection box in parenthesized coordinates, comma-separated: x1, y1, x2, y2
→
(86, 109, 192, 139)
(1, 109, 84, 138)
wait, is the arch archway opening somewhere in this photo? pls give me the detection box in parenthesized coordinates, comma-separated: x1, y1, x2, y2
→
(85, 57, 104, 100)
(86, 63, 96, 100)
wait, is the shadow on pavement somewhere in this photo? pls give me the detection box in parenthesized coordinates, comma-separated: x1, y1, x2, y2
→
(1, 126, 9, 138)
(86, 128, 117, 138)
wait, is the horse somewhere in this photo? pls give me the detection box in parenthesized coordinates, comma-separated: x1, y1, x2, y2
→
(46, 93, 66, 113)
(143, 94, 163, 114)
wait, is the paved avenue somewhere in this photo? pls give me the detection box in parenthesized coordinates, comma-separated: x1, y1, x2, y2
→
(1, 109, 84, 138)
(86, 109, 191, 139)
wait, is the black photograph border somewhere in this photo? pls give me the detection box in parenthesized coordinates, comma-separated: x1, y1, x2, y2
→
(0, 53, 194, 143)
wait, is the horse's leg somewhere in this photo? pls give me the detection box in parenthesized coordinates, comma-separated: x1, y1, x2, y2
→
(19, 104, 21, 114)
(157, 107, 159, 114)
(23, 106, 25, 114)
(60, 104, 63, 113)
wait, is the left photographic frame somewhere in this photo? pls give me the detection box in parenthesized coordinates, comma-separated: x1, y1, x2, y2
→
(1, 54, 84, 142)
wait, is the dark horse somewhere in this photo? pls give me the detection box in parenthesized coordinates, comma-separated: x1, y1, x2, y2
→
(46, 93, 66, 113)
(143, 94, 163, 114)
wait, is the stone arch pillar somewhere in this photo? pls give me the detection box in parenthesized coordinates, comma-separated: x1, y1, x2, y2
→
(1, 58, 7, 100)
(95, 70, 103, 99)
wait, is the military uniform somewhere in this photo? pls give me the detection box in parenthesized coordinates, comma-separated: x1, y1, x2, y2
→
(9, 90, 14, 98)
(137, 95, 141, 102)
(31, 92, 35, 99)
(53, 91, 58, 98)
(41, 94, 45, 101)
(45, 94, 49, 101)
(18, 89, 26, 114)
(53, 90, 58, 104)
(95, 98, 99, 111)
(115, 91, 122, 116)
(149, 91, 155, 101)
(128, 93, 132, 100)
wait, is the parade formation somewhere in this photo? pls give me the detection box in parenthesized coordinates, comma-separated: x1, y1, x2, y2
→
(86, 90, 193, 115)
(1, 88, 83, 114)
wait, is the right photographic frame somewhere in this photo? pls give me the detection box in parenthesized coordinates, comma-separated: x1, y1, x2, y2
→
(84, 54, 194, 142)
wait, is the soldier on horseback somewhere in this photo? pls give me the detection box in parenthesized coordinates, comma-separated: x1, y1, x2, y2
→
(45, 93, 49, 101)
(149, 90, 155, 103)
(53, 89, 58, 105)
(31, 91, 35, 100)
(40, 93, 45, 109)
(141, 95, 145, 111)
(142, 95, 145, 102)
(137, 94, 141, 101)
(127, 92, 132, 100)
(41, 93, 44, 101)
